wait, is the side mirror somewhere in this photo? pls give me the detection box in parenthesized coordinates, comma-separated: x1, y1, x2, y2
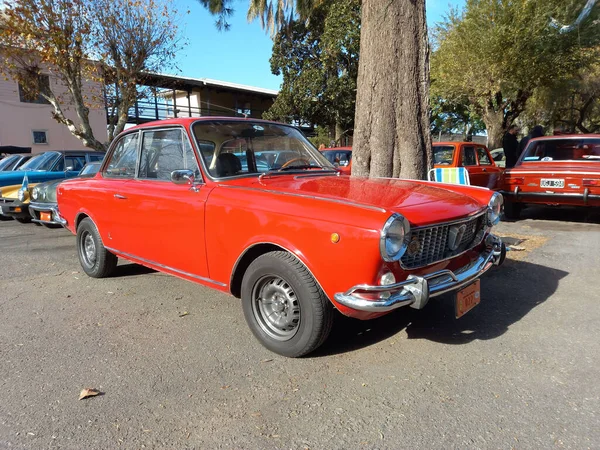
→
(66, 166, 74, 172)
(171, 169, 195, 185)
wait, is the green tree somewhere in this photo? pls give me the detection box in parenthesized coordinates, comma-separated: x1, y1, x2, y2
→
(0, 0, 181, 150)
(200, 0, 432, 179)
(430, 96, 485, 140)
(431, 0, 600, 149)
(264, 0, 360, 143)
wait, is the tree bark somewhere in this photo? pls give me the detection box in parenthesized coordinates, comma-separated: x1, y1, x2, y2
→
(351, 0, 432, 179)
(483, 108, 505, 150)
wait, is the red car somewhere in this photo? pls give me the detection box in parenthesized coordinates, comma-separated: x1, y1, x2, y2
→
(57, 118, 506, 357)
(320, 147, 352, 175)
(433, 142, 503, 189)
(500, 135, 600, 219)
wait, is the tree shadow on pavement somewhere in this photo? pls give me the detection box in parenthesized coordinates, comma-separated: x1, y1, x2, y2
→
(314, 259, 568, 357)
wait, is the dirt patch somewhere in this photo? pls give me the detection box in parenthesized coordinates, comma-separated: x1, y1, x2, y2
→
(498, 233, 549, 261)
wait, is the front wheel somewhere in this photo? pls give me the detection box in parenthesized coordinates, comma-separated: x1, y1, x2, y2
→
(76, 218, 117, 278)
(241, 251, 333, 357)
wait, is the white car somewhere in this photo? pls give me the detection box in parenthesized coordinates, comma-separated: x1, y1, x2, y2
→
(490, 148, 505, 168)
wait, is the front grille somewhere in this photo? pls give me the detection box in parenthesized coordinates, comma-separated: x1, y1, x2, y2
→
(401, 212, 486, 269)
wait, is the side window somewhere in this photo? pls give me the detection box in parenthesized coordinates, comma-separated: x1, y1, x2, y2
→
(104, 133, 139, 178)
(54, 157, 65, 171)
(462, 146, 477, 166)
(477, 147, 491, 165)
(138, 129, 199, 181)
(88, 154, 105, 162)
(65, 155, 86, 171)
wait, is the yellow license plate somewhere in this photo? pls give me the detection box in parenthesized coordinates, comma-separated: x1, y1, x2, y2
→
(455, 280, 481, 318)
(40, 212, 52, 222)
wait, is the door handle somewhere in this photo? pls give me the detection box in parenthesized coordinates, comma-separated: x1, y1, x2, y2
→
(114, 194, 127, 199)
(482, 168, 487, 172)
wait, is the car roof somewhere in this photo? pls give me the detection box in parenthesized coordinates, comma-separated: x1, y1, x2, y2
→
(433, 141, 486, 146)
(529, 134, 600, 142)
(124, 116, 288, 133)
(321, 147, 352, 151)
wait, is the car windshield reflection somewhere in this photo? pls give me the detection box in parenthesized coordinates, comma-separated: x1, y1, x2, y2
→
(434, 145, 455, 165)
(19, 152, 61, 171)
(522, 138, 600, 162)
(192, 121, 335, 178)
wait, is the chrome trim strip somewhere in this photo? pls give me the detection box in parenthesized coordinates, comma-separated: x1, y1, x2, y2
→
(500, 191, 600, 200)
(507, 170, 600, 175)
(105, 246, 227, 287)
(217, 184, 387, 213)
(28, 202, 66, 226)
(334, 235, 505, 312)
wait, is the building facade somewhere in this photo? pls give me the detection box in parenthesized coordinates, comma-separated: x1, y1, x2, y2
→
(0, 70, 107, 154)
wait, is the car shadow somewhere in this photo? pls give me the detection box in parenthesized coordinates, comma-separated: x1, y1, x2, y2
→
(313, 259, 568, 357)
(111, 262, 157, 277)
(506, 205, 600, 225)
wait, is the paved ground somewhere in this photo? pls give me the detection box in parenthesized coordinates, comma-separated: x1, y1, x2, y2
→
(0, 206, 599, 449)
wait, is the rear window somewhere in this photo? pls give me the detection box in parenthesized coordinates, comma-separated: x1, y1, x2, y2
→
(433, 145, 455, 165)
(522, 138, 600, 162)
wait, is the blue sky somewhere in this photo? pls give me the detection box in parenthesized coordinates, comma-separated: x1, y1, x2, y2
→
(173, 0, 465, 91)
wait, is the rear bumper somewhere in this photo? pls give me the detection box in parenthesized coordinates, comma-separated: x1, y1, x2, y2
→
(500, 187, 600, 204)
(333, 234, 506, 313)
(28, 202, 67, 226)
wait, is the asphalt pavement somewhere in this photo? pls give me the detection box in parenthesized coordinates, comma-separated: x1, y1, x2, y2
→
(0, 206, 599, 449)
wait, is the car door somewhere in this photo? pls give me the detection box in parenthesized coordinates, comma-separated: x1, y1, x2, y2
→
(475, 146, 502, 189)
(460, 145, 484, 186)
(93, 132, 140, 253)
(122, 127, 210, 279)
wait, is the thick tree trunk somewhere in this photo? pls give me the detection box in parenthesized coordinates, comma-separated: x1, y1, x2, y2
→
(351, 0, 432, 179)
(483, 109, 505, 150)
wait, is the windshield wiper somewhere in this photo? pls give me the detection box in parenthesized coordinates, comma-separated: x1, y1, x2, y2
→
(279, 164, 332, 171)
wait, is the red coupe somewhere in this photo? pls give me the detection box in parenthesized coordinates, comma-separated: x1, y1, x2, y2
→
(500, 135, 600, 219)
(57, 118, 506, 357)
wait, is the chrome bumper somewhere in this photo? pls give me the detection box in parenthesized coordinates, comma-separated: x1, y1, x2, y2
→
(28, 202, 67, 226)
(334, 234, 506, 313)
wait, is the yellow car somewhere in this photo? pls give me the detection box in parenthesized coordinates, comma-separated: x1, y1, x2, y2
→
(0, 177, 38, 223)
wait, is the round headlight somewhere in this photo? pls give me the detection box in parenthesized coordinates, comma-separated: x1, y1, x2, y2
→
(17, 188, 27, 202)
(487, 192, 504, 226)
(31, 187, 39, 201)
(380, 214, 411, 262)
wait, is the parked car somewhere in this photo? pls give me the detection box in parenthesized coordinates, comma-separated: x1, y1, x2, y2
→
(433, 142, 503, 189)
(57, 118, 506, 357)
(0, 177, 39, 222)
(500, 135, 600, 219)
(0, 150, 105, 188)
(320, 147, 352, 175)
(29, 162, 101, 227)
(0, 154, 33, 172)
(490, 148, 506, 168)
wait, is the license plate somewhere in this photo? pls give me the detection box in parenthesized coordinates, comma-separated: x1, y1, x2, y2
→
(40, 212, 52, 222)
(455, 280, 481, 318)
(540, 178, 565, 188)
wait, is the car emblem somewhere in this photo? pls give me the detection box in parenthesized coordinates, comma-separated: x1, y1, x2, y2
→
(407, 237, 421, 256)
(448, 224, 467, 251)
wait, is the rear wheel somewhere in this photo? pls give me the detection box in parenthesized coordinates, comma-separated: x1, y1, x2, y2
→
(241, 251, 333, 357)
(503, 200, 521, 220)
(76, 218, 117, 278)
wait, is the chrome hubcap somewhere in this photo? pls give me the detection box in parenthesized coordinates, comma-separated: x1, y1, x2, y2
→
(252, 276, 300, 341)
(81, 232, 97, 267)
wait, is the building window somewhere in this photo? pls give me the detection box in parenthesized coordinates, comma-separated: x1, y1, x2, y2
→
(32, 130, 48, 145)
(236, 102, 251, 117)
(19, 75, 51, 104)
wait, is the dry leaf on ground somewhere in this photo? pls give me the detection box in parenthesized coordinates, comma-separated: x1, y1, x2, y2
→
(79, 388, 101, 400)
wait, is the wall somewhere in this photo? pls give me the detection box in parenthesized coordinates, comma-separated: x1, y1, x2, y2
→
(0, 71, 107, 153)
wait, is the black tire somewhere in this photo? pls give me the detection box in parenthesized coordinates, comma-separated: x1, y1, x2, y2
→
(16, 217, 31, 224)
(503, 200, 521, 220)
(76, 218, 117, 278)
(241, 251, 333, 357)
(0, 215, 13, 221)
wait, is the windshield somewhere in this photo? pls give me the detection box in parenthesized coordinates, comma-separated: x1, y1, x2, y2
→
(321, 150, 352, 166)
(79, 162, 101, 177)
(192, 121, 334, 178)
(0, 155, 19, 171)
(522, 138, 600, 162)
(20, 152, 61, 171)
(433, 145, 455, 165)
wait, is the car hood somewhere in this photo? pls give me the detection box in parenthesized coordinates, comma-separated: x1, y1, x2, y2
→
(224, 174, 488, 225)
